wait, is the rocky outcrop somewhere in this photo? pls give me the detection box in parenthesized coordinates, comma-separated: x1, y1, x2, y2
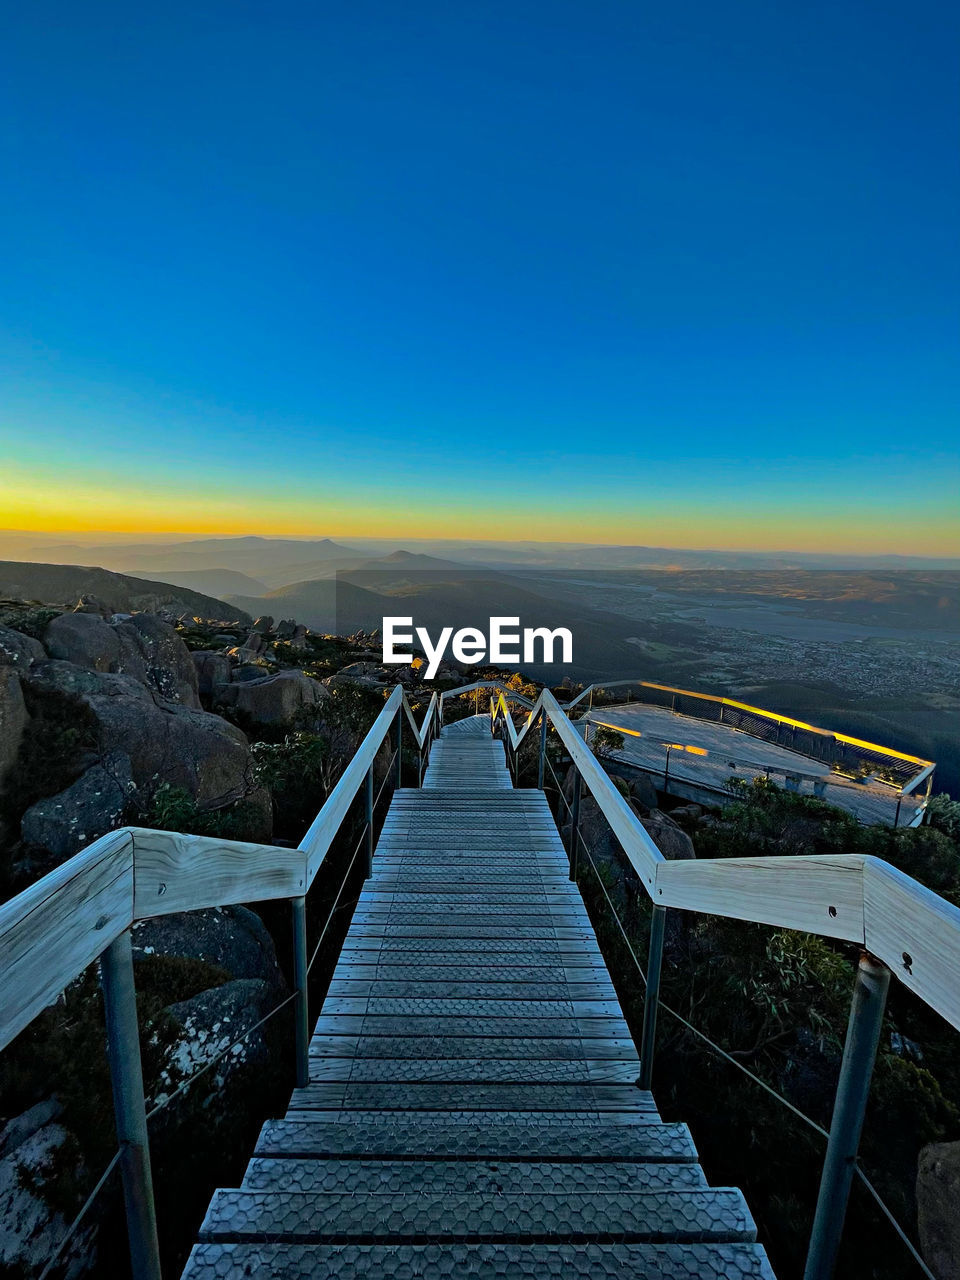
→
(44, 613, 200, 707)
(133, 905, 285, 991)
(641, 810, 696, 861)
(0, 623, 46, 669)
(193, 650, 233, 697)
(27, 662, 258, 809)
(44, 611, 121, 672)
(0, 667, 28, 789)
(21, 751, 133, 858)
(918, 1140, 960, 1280)
(216, 669, 329, 725)
(154, 978, 282, 1110)
(0, 1101, 96, 1277)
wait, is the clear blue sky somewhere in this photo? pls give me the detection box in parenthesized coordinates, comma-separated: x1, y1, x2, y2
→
(0, 1, 957, 550)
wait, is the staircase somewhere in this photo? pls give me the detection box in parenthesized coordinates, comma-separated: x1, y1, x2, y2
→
(182, 715, 775, 1278)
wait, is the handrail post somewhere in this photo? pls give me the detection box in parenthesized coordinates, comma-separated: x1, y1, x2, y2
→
(637, 905, 666, 1089)
(569, 772, 582, 880)
(537, 711, 547, 790)
(365, 765, 374, 877)
(394, 709, 403, 789)
(291, 895, 309, 1088)
(803, 953, 891, 1280)
(100, 930, 162, 1280)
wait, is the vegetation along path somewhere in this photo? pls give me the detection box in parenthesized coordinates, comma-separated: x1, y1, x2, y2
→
(182, 716, 775, 1278)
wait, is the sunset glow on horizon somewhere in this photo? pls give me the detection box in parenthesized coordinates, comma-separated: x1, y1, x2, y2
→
(1, 5, 957, 560)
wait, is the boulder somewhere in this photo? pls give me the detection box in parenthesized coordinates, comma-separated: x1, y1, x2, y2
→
(27, 662, 259, 809)
(115, 613, 200, 706)
(669, 803, 704, 822)
(0, 667, 28, 788)
(0, 624, 46, 669)
(193, 650, 233, 697)
(21, 751, 133, 858)
(44, 612, 201, 707)
(918, 1140, 960, 1280)
(73, 592, 112, 616)
(133, 905, 285, 992)
(275, 619, 296, 639)
(155, 978, 281, 1108)
(605, 765, 659, 813)
(251, 616, 274, 634)
(0, 1113, 95, 1276)
(641, 810, 696, 860)
(232, 662, 273, 682)
(290, 624, 309, 649)
(44, 611, 120, 672)
(216, 669, 329, 726)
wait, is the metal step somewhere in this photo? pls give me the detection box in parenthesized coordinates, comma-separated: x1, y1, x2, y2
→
(240, 1157, 707, 1193)
(198, 1186, 757, 1244)
(254, 1117, 698, 1160)
(183, 1241, 777, 1278)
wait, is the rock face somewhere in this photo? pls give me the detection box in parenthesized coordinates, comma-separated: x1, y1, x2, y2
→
(44, 612, 200, 707)
(0, 1102, 95, 1277)
(918, 1140, 960, 1280)
(251, 616, 274, 634)
(27, 662, 257, 809)
(606, 764, 659, 813)
(155, 978, 281, 1109)
(641, 810, 696, 860)
(21, 751, 133, 858)
(0, 623, 46, 669)
(216, 669, 329, 726)
(0, 667, 28, 789)
(133, 905, 285, 991)
(193, 650, 233, 697)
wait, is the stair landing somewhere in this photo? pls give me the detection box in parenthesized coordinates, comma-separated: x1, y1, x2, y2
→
(182, 715, 775, 1278)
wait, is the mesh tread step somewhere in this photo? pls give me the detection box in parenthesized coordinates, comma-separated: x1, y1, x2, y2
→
(183, 1241, 776, 1278)
(290, 1082, 654, 1111)
(307, 1058, 640, 1084)
(241, 1157, 707, 1193)
(254, 1118, 695, 1160)
(309, 1035, 638, 1059)
(198, 1187, 756, 1244)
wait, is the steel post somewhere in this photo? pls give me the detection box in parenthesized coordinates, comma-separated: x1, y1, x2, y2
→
(365, 765, 374, 877)
(803, 953, 891, 1280)
(100, 931, 162, 1280)
(537, 712, 547, 790)
(569, 772, 582, 880)
(637, 905, 666, 1090)
(394, 710, 403, 789)
(291, 895, 310, 1088)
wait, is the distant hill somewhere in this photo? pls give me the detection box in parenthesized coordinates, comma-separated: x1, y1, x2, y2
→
(26, 536, 361, 577)
(227, 570, 644, 677)
(0, 562, 251, 623)
(133, 567, 271, 598)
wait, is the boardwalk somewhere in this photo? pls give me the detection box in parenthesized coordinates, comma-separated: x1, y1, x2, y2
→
(587, 703, 916, 826)
(182, 716, 774, 1278)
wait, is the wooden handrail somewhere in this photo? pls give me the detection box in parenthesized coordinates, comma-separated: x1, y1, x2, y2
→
(491, 688, 960, 1034)
(0, 686, 438, 1054)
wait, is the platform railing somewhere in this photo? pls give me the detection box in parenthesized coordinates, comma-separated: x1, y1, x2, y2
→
(481, 682, 958, 1280)
(0, 684, 441, 1280)
(564, 677, 935, 817)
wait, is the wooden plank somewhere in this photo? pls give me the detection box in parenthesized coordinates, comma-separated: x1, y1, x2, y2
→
(654, 854, 866, 942)
(863, 856, 960, 1033)
(0, 829, 134, 1051)
(131, 827, 305, 918)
